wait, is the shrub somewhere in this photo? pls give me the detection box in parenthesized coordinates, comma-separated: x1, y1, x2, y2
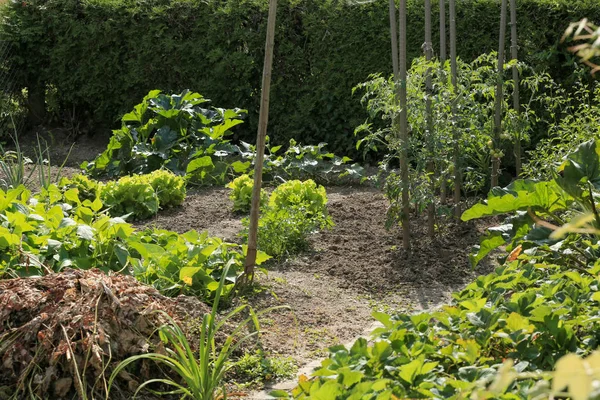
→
(4, 0, 599, 156)
(226, 174, 266, 213)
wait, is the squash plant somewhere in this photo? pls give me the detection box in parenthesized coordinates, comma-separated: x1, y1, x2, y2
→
(83, 90, 246, 185)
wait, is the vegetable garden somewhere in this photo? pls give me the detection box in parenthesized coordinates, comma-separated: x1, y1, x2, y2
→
(1, 0, 600, 399)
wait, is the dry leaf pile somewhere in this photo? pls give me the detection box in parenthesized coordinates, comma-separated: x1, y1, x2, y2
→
(0, 268, 210, 399)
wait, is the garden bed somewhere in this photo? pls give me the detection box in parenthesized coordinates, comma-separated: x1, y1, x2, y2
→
(136, 184, 494, 370)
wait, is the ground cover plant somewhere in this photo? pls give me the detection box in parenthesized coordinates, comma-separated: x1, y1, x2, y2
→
(273, 140, 600, 399)
(0, 184, 265, 300)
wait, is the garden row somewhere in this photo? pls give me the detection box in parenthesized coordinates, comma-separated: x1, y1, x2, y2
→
(3, 0, 598, 154)
(273, 140, 600, 399)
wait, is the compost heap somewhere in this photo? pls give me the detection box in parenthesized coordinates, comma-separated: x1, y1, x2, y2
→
(0, 268, 210, 398)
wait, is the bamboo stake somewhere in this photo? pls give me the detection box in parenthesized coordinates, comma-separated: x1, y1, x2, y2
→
(389, 0, 399, 77)
(491, 0, 508, 189)
(439, 0, 447, 205)
(399, 0, 410, 250)
(243, 0, 278, 283)
(449, 0, 460, 218)
(439, 0, 446, 63)
(425, 0, 435, 237)
(510, 0, 521, 177)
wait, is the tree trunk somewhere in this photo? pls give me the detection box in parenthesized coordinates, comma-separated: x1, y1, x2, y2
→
(449, 0, 460, 218)
(492, 0, 508, 189)
(425, 0, 435, 238)
(510, 0, 521, 178)
(399, 0, 410, 250)
(244, 0, 278, 282)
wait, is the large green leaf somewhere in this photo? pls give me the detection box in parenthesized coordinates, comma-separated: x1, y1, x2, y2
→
(186, 156, 215, 174)
(462, 180, 571, 221)
(557, 140, 600, 197)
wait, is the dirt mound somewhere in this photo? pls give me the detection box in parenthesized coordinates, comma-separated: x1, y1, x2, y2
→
(0, 269, 210, 399)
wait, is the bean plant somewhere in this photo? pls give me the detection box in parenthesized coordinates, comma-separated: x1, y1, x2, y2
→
(355, 53, 562, 229)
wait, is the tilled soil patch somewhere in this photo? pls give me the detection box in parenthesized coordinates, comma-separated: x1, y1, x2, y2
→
(142, 185, 493, 369)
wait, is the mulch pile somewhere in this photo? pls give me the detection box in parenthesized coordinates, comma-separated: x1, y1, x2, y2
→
(0, 268, 210, 399)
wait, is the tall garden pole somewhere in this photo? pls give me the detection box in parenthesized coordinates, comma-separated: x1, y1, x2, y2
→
(449, 0, 460, 218)
(424, 0, 435, 237)
(491, 0, 508, 189)
(389, 0, 410, 249)
(439, 0, 446, 62)
(439, 0, 447, 205)
(399, 0, 411, 249)
(389, 0, 399, 75)
(510, 0, 521, 177)
(244, 0, 278, 282)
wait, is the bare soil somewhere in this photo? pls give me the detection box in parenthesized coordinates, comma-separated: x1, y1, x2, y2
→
(136, 185, 493, 370)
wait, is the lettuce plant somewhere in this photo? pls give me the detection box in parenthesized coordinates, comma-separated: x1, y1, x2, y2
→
(100, 177, 159, 220)
(243, 179, 333, 257)
(226, 174, 266, 213)
(143, 170, 186, 208)
(59, 174, 100, 202)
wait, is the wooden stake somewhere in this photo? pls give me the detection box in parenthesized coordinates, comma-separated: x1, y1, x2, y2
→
(389, 0, 399, 77)
(439, 0, 446, 63)
(449, 0, 460, 218)
(492, 0, 508, 189)
(439, 0, 447, 205)
(425, 0, 435, 238)
(510, 0, 521, 177)
(399, 0, 410, 250)
(244, 0, 278, 282)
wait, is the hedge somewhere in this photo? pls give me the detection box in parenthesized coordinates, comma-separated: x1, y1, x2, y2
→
(2, 0, 599, 157)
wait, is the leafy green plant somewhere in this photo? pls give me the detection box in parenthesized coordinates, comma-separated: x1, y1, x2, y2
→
(83, 90, 246, 184)
(58, 174, 100, 202)
(129, 228, 269, 299)
(241, 138, 364, 184)
(109, 264, 286, 399)
(143, 169, 187, 208)
(97, 170, 186, 220)
(243, 180, 333, 258)
(0, 184, 263, 302)
(226, 174, 266, 213)
(231, 349, 297, 388)
(100, 177, 158, 220)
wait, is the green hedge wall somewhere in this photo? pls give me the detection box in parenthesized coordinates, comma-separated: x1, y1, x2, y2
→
(3, 0, 599, 156)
